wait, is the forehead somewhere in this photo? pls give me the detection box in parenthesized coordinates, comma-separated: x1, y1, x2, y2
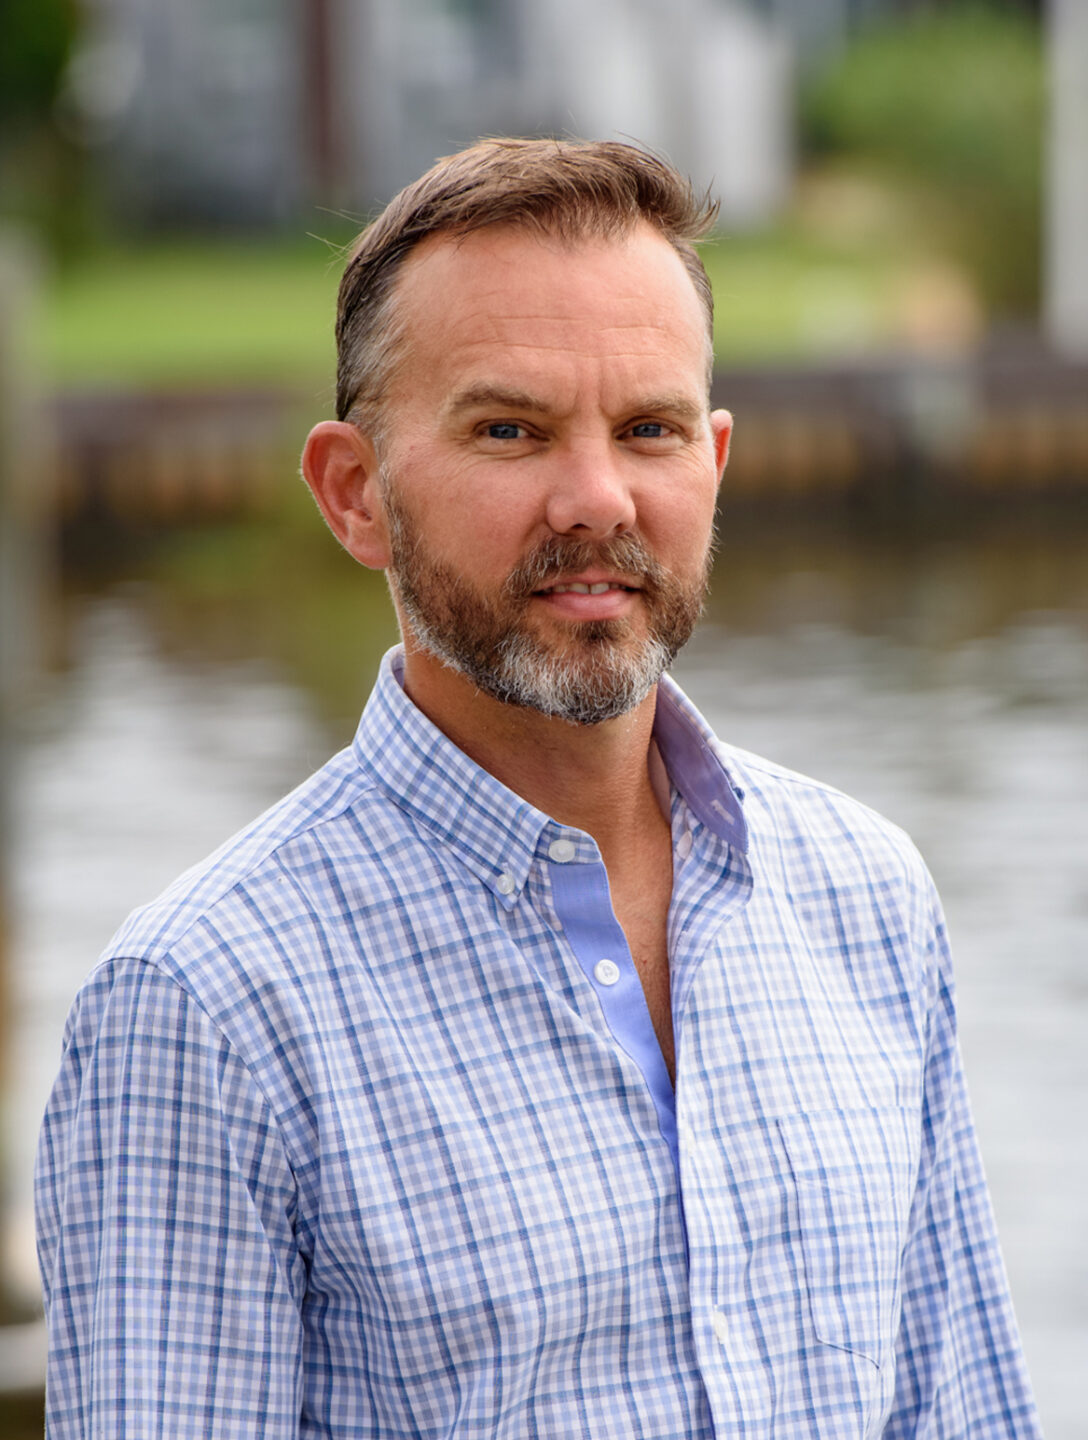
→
(386, 223, 710, 403)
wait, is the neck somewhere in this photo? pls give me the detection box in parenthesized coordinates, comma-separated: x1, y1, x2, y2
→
(400, 643, 668, 858)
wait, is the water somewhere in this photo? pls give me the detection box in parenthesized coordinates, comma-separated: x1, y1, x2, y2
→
(5, 514, 1086, 1433)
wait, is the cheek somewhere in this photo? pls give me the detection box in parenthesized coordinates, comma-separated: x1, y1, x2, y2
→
(647, 487, 719, 558)
(398, 444, 531, 521)
(415, 490, 539, 582)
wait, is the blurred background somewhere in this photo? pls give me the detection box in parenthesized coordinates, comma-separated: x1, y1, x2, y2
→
(1, 0, 1085, 1433)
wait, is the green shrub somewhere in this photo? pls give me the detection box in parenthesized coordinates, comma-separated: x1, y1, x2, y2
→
(802, 4, 1044, 312)
(0, 0, 76, 128)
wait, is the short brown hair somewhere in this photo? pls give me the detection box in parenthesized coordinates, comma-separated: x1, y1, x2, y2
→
(335, 137, 718, 430)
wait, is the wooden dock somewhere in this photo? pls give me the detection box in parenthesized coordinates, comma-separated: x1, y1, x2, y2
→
(50, 387, 307, 523)
(711, 343, 1088, 505)
(41, 343, 1088, 525)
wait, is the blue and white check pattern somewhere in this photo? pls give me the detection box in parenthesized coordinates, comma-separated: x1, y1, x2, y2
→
(36, 647, 1040, 1438)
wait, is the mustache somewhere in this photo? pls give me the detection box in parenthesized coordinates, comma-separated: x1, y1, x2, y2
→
(504, 534, 667, 600)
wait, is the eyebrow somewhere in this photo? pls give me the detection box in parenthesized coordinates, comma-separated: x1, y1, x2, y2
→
(626, 393, 706, 422)
(445, 384, 546, 416)
(444, 384, 706, 421)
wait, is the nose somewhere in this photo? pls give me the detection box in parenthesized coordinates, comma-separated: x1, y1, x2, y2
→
(543, 443, 637, 539)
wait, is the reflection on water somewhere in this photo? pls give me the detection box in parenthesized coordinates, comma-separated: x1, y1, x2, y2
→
(6, 517, 1087, 1436)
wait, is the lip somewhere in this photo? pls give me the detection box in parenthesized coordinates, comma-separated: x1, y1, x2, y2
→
(530, 572, 640, 621)
(531, 571, 641, 597)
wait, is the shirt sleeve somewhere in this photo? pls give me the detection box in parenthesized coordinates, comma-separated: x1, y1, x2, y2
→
(884, 895, 1042, 1438)
(35, 956, 306, 1439)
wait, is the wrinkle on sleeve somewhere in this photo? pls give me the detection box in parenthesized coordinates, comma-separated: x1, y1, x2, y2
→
(884, 895, 1042, 1439)
(36, 956, 305, 1440)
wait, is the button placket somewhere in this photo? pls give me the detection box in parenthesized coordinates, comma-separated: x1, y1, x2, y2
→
(547, 840, 679, 1169)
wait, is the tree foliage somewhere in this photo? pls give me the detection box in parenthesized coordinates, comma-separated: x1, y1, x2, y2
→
(802, 4, 1044, 311)
(0, 0, 78, 130)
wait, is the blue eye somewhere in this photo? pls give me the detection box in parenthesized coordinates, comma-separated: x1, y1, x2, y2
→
(630, 422, 666, 439)
(487, 423, 523, 440)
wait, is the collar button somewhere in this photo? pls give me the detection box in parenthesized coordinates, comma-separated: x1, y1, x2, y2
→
(548, 838, 577, 864)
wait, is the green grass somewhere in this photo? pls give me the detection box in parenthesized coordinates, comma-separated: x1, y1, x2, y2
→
(40, 237, 345, 388)
(35, 189, 973, 390)
(703, 227, 915, 363)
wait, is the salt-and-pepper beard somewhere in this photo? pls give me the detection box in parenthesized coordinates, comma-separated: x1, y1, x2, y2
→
(381, 475, 713, 727)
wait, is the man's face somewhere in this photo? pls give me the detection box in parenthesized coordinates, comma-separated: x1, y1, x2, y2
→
(372, 223, 731, 726)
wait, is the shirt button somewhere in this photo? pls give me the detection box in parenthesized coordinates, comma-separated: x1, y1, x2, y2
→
(676, 829, 693, 859)
(593, 958, 621, 986)
(548, 838, 576, 863)
(496, 871, 516, 895)
(712, 1310, 730, 1345)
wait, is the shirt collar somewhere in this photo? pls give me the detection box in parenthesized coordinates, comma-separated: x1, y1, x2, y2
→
(352, 647, 747, 905)
(653, 672, 748, 852)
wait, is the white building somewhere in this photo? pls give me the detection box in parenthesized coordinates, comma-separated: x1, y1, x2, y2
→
(66, 0, 918, 229)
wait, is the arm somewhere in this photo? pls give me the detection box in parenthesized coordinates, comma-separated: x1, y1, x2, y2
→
(36, 956, 306, 1439)
(885, 902, 1041, 1438)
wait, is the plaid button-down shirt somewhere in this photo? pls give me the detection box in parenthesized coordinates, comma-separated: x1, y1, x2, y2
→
(36, 647, 1040, 1438)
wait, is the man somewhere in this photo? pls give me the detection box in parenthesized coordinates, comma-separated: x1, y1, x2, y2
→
(37, 139, 1040, 1438)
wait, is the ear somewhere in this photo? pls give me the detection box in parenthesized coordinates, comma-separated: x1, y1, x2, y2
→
(301, 421, 391, 570)
(710, 408, 733, 481)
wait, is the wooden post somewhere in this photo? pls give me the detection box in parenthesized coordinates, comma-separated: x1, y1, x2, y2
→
(0, 235, 48, 1290)
(1046, 0, 1088, 357)
(0, 233, 47, 736)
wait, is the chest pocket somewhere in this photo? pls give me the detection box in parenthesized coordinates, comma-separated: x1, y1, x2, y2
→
(778, 1105, 918, 1369)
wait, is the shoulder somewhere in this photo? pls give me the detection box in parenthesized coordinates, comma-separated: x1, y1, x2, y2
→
(717, 738, 935, 899)
(57, 741, 423, 1127)
(713, 741, 949, 1031)
(90, 740, 407, 1012)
